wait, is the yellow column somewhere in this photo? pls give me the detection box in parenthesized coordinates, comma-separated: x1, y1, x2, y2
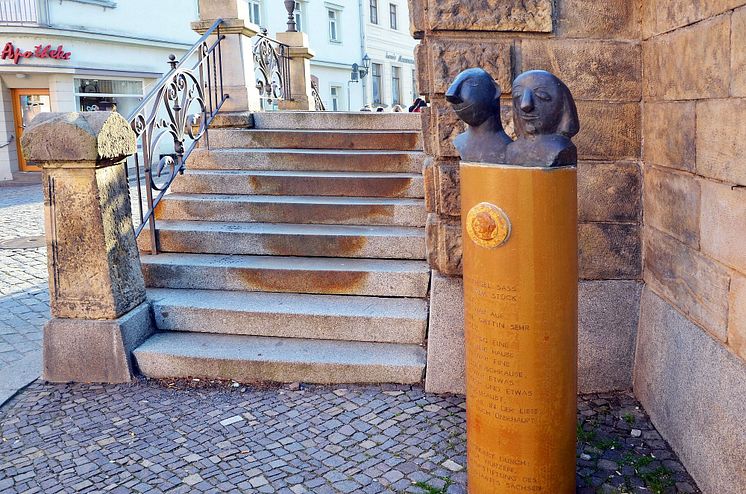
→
(460, 162, 577, 493)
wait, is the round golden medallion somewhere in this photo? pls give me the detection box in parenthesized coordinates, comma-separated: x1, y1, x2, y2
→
(466, 202, 511, 248)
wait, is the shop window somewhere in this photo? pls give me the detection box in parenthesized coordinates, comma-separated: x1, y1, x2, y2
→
(74, 78, 143, 118)
(371, 63, 382, 105)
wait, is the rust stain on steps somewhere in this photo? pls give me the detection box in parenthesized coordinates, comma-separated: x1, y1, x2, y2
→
(264, 236, 367, 257)
(237, 268, 369, 294)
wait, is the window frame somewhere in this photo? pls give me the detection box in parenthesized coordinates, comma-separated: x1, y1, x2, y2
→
(371, 62, 383, 105)
(248, 0, 262, 26)
(327, 8, 340, 42)
(294, 1, 304, 32)
(389, 3, 397, 30)
(370, 0, 378, 24)
(330, 85, 342, 111)
(391, 65, 401, 105)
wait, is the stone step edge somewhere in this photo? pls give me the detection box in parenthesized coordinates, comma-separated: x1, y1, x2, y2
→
(133, 332, 427, 384)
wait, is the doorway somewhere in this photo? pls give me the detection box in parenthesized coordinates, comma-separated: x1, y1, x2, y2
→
(11, 88, 51, 172)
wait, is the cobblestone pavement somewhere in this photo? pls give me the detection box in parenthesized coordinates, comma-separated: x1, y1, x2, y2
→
(0, 185, 48, 368)
(0, 379, 699, 494)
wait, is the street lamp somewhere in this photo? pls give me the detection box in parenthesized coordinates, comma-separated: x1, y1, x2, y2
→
(349, 54, 371, 110)
(350, 53, 371, 81)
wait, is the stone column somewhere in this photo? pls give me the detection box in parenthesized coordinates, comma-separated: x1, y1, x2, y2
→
(276, 32, 316, 111)
(21, 112, 154, 383)
(192, 0, 261, 114)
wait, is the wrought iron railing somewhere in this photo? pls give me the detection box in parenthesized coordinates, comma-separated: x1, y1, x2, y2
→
(253, 29, 291, 103)
(0, 0, 48, 25)
(128, 18, 227, 254)
(310, 78, 325, 111)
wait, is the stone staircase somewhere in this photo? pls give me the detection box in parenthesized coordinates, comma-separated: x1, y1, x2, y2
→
(132, 112, 430, 384)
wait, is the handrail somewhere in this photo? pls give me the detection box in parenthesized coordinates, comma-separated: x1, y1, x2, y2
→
(253, 28, 291, 103)
(127, 18, 228, 254)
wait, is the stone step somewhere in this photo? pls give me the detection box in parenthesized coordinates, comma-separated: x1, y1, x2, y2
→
(142, 253, 430, 297)
(154, 193, 427, 227)
(171, 170, 425, 198)
(146, 288, 427, 343)
(207, 129, 422, 151)
(189, 148, 425, 173)
(140, 220, 426, 259)
(133, 332, 426, 384)
(252, 111, 422, 130)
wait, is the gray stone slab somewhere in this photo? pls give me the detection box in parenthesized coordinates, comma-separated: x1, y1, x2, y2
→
(634, 287, 746, 494)
(170, 169, 425, 198)
(425, 272, 465, 394)
(579, 280, 642, 393)
(189, 148, 425, 173)
(208, 128, 423, 151)
(0, 350, 41, 408)
(133, 332, 426, 384)
(252, 111, 422, 131)
(147, 287, 427, 344)
(155, 193, 427, 226)
(144, 220, 426, 259)
(43, 302, 154, 383)
(141, 253, 430, 297)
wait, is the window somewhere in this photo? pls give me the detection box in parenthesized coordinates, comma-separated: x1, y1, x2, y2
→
(74, 78, 143, 117)
(330, 86, 342, 111)
(248, 0, 261, 25)
(328, 9, 339, 42)
(294, 2, 303, 32)
(391, 66, 401, 105)
(371, 63, 382, 105)
(370, 0, 378, 24)
(412, 68, 417, 99)
(389, 3, 397, 30)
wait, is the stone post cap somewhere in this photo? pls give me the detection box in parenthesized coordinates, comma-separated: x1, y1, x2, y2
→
(191, 17, 259, 36)
(276, 31, 309, 48)
(22, 111, 136, 166)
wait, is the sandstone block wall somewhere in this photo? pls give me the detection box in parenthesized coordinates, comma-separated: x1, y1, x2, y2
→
(412, 0, 645, 394)
(640, 1, 746, 364)
(410, 0, 643, 281)
(635, 2, 746, 491)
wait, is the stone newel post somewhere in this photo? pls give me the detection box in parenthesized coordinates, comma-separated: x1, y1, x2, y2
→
(192, 0, 262, 113)
(276, 31, 316, 111)
(22, 112, 154, 384)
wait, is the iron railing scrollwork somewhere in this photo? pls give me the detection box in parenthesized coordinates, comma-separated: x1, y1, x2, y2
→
(253, 29, 291, 103)
(310, 78, 325, 111)
(127, 18, 228, 254)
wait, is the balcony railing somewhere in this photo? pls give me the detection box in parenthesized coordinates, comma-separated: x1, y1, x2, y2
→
(0, 0, 48, 25)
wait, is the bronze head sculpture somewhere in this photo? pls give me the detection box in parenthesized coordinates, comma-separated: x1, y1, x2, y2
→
(506, 70, 579, 167)
(447, 68, 579, 167)
(445, 68, 512, 163)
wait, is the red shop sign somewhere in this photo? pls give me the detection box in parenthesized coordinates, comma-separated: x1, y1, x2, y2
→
(1, 42, 72, 64)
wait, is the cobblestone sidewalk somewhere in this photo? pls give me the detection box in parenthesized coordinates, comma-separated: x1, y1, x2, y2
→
(0, 380, 699, 494)
(0, 185, 47, 368)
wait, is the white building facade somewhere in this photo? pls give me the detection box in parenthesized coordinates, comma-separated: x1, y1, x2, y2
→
(0, 0, 200, 180)
(236, 0, 418, 112)
(0, 0, 418, 181)
(362, 0, 418, 109)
